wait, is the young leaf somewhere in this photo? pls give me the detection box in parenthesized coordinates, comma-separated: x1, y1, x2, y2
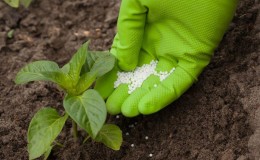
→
(28, 108, 68, 160)
(61, 63, 70, 74)
(90, 53, 115, 77)
(41, 71, 73, 90)
(95, 124, 123, 150)
(67, 41, 89, 85)
(4, 0, 19, 8)
(82, 51, 106, 73)
(63, 89, 107, 138)
(76, 72, 97, 95)
(7, 29, 14, 39)
(88, 51, 109, 66)
(15, 60, 68, 85)
(20, 0, 33, 8)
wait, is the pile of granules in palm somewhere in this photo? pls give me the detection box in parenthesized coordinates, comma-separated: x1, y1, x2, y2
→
(114, 60, 175, 94)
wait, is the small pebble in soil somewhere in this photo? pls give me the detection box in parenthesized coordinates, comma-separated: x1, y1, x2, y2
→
(145, 136, 149, 140)
(131, 144, 135, 147)
(125, 132, 129, 136)
(149, 154, 153, 157)
(129, 124, 134, 128)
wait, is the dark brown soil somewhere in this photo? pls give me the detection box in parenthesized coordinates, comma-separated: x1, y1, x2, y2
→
(0, 0, 259, 160)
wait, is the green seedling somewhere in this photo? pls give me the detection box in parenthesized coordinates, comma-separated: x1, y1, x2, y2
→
(4, 0, 32, 8)
(15, 41, 122, 160)
(7, 29, 14, 39)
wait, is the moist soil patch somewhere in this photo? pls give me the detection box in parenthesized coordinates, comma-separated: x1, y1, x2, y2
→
(0, 0, 259, 160)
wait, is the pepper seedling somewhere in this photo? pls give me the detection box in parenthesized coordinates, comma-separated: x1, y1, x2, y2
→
(15, 41, 122, 160)
(4, 0, 33, 8)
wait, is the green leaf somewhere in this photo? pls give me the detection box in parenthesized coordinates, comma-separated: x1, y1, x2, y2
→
(76, 72, 97, 94)
(82, 51, 108, 73)
(15, 60, 66, 84)
(20, 0, 32, 8)
(67, 41, 89, 85)
(43, 72, 72, 89)
(86, 51, 106, 69)
(90, 53, 115, 77)
(7, 29, 14, 39)
(63, 89, 107, 138)
(61, 63, 70, 74)
(43, 145, 53, 160)
(4, 0, 19, 8)
(28, 108, 68, 160)
(95, 124, 123, 150)
(82, 51, 103, 73)
(14, 61, 73, 91)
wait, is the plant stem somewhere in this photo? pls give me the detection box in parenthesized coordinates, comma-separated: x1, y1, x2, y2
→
(72, 120, 78, 140)
(83, 135, 91, 144)
(54, 141, 64, 147)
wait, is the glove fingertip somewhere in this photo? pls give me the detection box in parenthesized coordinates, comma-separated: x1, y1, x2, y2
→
(106, 101, 121, 115)
(121, 108, 139, 118)
(138, 97, 161, 115)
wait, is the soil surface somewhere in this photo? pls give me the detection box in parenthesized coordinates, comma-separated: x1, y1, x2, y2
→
(0, 0, 259, 160)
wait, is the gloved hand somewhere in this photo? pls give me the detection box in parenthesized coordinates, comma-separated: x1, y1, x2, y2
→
(95, 0, 238, 117)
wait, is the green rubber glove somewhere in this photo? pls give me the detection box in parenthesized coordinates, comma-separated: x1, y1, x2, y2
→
(95, 0, 238, 117)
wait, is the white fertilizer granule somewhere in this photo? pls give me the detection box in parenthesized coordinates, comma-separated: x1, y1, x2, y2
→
(114, 60, 175, 94)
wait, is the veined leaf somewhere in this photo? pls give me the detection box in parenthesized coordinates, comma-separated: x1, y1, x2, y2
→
(4, 0, 19, 8)
(95, 124, 122, 150)
(20, 0, 33, 8)
(90, 53, 115, 77)
(42, 72, 73, 90)
(15, 60, 68, 85)
(76, 72, 97, 95)
(43, 145, 53, 160)
(87, 51, 110, 68)
(67, 41, 89, 85)
(61, 63, 70, 74)
(63, 89, 107, 138)
(28, 108, 68, 160)
(82, 51, 108, 73)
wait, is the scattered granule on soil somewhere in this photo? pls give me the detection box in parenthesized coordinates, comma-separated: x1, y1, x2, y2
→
(114, 60, 175, 94)
(128, 124, 134, 128)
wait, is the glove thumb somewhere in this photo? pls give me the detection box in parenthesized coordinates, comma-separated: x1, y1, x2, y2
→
(111, 0, 147, 71)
